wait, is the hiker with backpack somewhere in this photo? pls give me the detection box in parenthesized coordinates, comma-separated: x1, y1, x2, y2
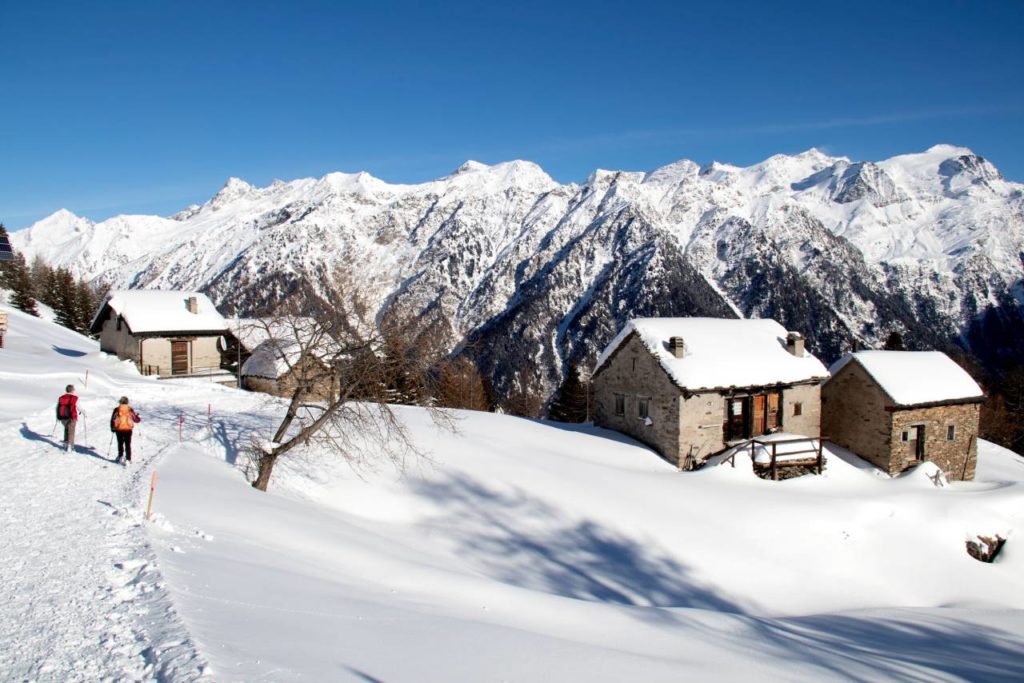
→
(56, 385, 78, 452)
(110, 396, 141, 465)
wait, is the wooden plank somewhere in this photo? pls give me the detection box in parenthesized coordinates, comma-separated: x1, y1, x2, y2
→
(752, 394, 767, 436)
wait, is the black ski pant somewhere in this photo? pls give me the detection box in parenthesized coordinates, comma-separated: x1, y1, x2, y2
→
(115, 430, 134, 461)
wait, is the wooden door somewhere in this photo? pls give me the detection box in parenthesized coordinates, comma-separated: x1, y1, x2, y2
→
(171, 340, 190, 375)
(726, 398, 747, 441)
(912, 425, 926, 461)
(751, 394, 767, 436)
(767, 392, 781, 430)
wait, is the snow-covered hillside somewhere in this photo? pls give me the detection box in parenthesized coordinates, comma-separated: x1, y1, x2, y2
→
(3, 303, 1023, 681)
(13, 145, 1024, 403)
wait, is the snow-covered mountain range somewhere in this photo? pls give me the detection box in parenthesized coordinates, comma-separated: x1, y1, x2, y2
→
(15, 144, 1024, 404)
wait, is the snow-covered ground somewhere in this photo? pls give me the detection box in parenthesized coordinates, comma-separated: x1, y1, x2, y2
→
(2, 303, 1023, 681)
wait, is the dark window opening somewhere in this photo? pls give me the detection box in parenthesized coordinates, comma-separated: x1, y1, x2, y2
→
(614, 394, 625, 416)
(793, 402, 803, 417)
(638, 397, 649, 420)
(947, 425, 956, 441)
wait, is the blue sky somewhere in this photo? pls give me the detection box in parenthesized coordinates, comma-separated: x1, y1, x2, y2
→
(2, 0, 1022, 229)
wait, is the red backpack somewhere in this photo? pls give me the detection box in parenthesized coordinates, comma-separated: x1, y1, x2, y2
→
(56, 394, 75, 420)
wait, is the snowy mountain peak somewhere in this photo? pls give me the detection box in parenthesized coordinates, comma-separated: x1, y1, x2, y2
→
(18, 208, 93, 247)
(219, 176, 254, 193)
(207, 177, 257, 210)
(453, 160, 490, 175)
(445, 159, 556, 194)
(926, 143, 975, 157)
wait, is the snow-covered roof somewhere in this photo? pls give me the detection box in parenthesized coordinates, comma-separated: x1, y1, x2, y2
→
(92, 290, 227, 334)
(828, 350, 984, 407)
(239, 318, 344, 380)
(595, 317, 829, 391)
(240, 339, 292, 380)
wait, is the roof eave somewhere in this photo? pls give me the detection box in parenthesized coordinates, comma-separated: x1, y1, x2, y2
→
(889, 395, 986, 410)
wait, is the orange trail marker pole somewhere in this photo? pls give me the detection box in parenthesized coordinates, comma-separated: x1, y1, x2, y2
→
(84, 369, 89, 388)
(145, 471, 158, 521)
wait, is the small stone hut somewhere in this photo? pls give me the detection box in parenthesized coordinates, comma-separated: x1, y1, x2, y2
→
(823, 350, 984, 480)
(90, 290, 227, 376)
(593, 317, 829, 468)
(239, 318, 340, 400)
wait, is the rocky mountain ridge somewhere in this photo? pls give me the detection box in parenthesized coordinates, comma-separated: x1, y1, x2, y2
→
(14, 145, 1024, 406)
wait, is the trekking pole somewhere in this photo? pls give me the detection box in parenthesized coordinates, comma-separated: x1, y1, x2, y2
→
(50, 420, 58, 437)
(82, 410, 88, 448)
(107, 432, 114, 458)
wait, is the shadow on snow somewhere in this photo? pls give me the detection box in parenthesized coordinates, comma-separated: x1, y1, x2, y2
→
(413, 472, 741, 616)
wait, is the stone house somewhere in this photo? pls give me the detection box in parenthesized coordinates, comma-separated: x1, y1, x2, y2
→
(822, 350, 984, 480)
(593, 318, 830, 468)
(90, 290, 228, 376)
(239, 318, 340, 400)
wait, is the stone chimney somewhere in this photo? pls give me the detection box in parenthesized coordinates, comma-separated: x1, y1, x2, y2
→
(668, 336, 685, 359)
(786, 331, 805, 357)
(187, 296, 198, 314)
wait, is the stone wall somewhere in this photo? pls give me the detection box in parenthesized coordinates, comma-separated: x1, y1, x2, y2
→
(679, 392, 723, 465)
(243, 357, 337, 400)
(680, 382, 821, 466)
(890, 403, 980, 480)
(593, 333, 682, 465)
(99, 314, 139, 362)
(781, 383, 823, 438)
(822, 361, 893, 470)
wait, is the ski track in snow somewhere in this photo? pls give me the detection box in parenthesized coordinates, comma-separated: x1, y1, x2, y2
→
(0, 411, 207, 682)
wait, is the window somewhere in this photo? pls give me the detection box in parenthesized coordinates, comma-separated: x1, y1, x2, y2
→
(638, 397, 650, 420)
(901, 431, 910, 442)
(947, 425, 956, 441)
(116, 315, 122, 331)
(793, 402, 803, 417)
(614, 393, 625, 416)
(631, 357, 637, 373)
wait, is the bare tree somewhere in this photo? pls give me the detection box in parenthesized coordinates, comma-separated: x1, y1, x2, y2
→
(247, 278, 451, 491)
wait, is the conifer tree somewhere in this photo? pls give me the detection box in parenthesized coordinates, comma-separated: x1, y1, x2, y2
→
(883, 331, 906, 351)
(0, 222, 40, 317)
(52, 268, 78, 330)
(548, 361, 593, 423)
(29, 256, 53, 306)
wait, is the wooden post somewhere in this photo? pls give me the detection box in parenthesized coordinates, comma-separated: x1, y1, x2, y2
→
(178, 414, 183, 442)
(84, 369, 89, 388)
(960, 435, 976, 481)
(145, 471, 158, 521)
(817, 438, 823, 475)
(771, 442, 778, 481)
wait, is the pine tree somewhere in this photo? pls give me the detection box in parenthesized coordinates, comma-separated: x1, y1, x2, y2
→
(52, 268, 78, 330)
(29, 256, 53, 306)
(5, 264, 39, 319)
(548, 361, 592, 423)
(75, 278, 105, 334)
(883, 331, 906, 351)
